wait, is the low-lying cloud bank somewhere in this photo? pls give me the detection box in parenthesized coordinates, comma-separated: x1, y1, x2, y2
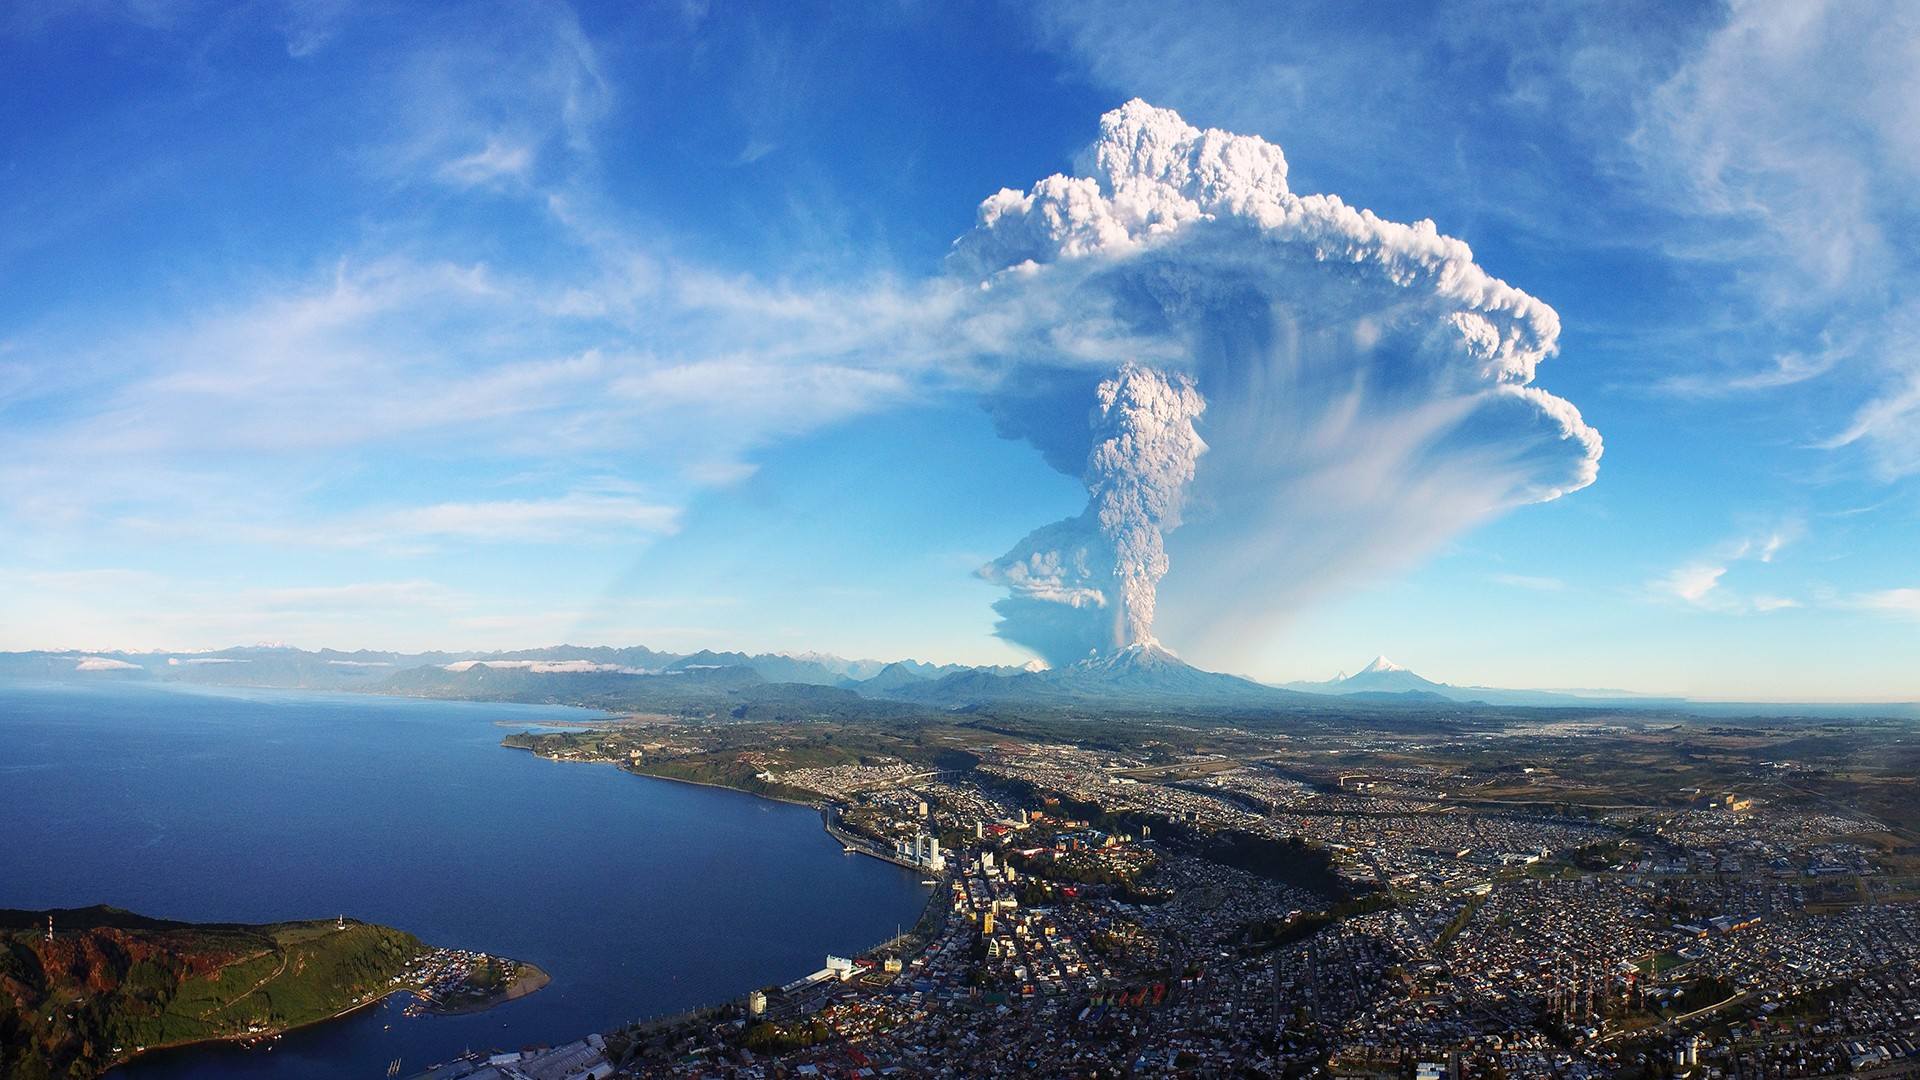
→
(959, 102, 1602, 666)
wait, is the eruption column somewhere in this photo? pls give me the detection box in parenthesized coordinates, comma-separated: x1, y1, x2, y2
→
(1088, 366, 1205, 648)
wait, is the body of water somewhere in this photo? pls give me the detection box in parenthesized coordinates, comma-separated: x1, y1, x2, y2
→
(0, 678, 928, 1078)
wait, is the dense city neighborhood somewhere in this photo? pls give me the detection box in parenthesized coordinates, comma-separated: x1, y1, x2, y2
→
(470, 711, 1920, 1079)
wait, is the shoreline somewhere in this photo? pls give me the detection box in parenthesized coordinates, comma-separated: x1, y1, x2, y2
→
(821, 811, 933, 873)
(106, 985, 405, 1076)
(500, 738, 823, 809)
(619, 763, 821, 809)
(95, 729, 932, 1078)
(502, 738, 952, 1012)
(502, 740, 934, 870)
(100, 951, 551, 1077)
(604, 767, 954, 993)
(413, 962, 551, 1017)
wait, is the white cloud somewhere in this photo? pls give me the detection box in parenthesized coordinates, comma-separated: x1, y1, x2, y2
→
(273, 0, 353, 58)
(373, 2, 609, 192)
(1850, 588, 1920, 619)
(2, 559, 762, 655)
(1657, 342, 1849, 398)
(606, 357, 915, 436)
(91, 487, 682, 554)
(1658, 563, 1726, 605)
(1634, 0, 1920, 476)
(0, 245, 936, 554)
(1722, 522, 1800, 565)
(682, 460, 760, 487)
(1819, 348, 1920, 474)
(1635, 1, 1916, 297)
(735, 139, 778, 165)
(437, 136, 537, 188)
(1756, 531, 1788, 564)
(1654, 522, 1805, 613)
(381, 494, 680, 544)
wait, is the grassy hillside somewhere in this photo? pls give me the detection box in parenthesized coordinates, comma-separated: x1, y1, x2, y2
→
(0, 906, 423, 1080)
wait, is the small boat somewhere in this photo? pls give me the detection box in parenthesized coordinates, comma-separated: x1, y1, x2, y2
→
(921, 879, 938, 886)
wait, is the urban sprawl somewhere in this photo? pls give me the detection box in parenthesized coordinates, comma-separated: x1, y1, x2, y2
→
(417, 714, 1920, 1079)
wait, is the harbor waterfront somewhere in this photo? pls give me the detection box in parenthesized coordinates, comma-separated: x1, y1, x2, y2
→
(0, 679, 929, 1079)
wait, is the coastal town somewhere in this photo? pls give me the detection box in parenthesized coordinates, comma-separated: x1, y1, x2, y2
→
(399, 946, 550, 1017)
(458, 713, 1920, 1079)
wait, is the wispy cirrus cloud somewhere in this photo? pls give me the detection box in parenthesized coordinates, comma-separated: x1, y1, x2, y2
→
(1652, 522, 1804, 613)
(0, 250, 943, 537)
(381, 493, 680, 544)
(1, 563, 749, 653)
(1655, 342, 1850, 398)
(370, 1, 609, 191)
(1847, 588, 1920, 620)
(1632, 1, 1920, 477)
(1656, 563, 1726, 606)
(1, 567, 463, 651)
(437, 136, 537, 189)
(109, 490, 681, 553)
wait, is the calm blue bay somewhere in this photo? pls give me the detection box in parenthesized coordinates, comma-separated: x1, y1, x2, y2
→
(0, 679, 928, 1078)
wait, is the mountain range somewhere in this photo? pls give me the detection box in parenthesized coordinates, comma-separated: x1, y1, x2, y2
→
(0, 641, 1297, 711)
(3, 644, 1913, 719)
(870, 642, 1302, 708)
(1280, 655, 1687, 708)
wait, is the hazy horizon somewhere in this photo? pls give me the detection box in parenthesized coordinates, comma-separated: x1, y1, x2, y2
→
(13, 638, 1920, 707)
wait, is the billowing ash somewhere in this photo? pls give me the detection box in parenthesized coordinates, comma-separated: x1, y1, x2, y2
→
(1091, 368, 1206, 647)
(982, 365, 1204, 661)
(954, 101, 1603, 669)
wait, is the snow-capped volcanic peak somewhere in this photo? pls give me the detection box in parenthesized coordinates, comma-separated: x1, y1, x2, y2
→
(1073, 640, 1183, 674)
(1357, 655, 1405, 676)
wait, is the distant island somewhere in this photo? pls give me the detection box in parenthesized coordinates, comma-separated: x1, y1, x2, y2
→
(0, 906, 546, 1080)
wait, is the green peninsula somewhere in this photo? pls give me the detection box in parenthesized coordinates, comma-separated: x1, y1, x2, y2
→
(0, 906, 543, 1080)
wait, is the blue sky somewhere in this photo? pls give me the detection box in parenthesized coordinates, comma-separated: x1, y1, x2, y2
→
(2, 0, 1916, 700)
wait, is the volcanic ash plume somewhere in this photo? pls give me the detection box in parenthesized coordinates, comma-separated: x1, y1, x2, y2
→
(957, 101, 1603, 669)
(1090, 366, 1205, 646)
(982, 365, 1204, 663)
